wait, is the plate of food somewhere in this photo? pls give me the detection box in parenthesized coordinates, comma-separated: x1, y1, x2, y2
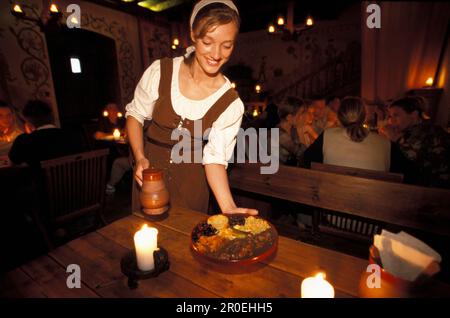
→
(191, 214, 278, 264)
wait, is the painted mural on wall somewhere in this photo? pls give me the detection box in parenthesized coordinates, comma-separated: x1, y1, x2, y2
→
(0, 1, 54, 117)
(139, 18, 172, 69)
(0, 27, 16, 102)
(0, 0, 142, 122)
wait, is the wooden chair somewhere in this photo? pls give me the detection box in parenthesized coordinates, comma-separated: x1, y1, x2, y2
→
(40, 149, 109, 249)
(310, 162, 404, 241)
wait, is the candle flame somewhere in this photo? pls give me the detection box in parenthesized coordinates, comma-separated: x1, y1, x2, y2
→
(138, 224, 158, 235)
(306, 17, 314, 26)
(117, 112, 123, 118)
(50, 4, 59, 13)
(255, 84, 261, 93)
(315, 272, 326, 280)
(231, 82, 236, 89)
(173, 38, 179, 46)
(103, 110, 108, 117)
(252, 109, 259, 117)
(13, 4, 23, 13)
(113, 129, 121, 139)
(277, 17, 285, 26)
(268, 25, 275, 33)
(426, 77, 433, 86)
(171, 44, 177, 50)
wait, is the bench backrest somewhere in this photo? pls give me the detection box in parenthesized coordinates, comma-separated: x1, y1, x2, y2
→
(311, 162, 404, 183)
(229, 163, 450, 237)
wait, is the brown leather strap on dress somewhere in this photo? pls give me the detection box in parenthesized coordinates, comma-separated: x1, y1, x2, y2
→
(202, 88, 239, 125)
(184, 88, 240, 135)
(158, 57, 173, 99)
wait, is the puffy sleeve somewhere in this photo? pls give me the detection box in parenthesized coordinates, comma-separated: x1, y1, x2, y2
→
(125, 59, 161, 124)
(202, 98, 244, 168)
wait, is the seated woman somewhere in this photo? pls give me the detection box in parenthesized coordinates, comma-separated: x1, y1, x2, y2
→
(0, 100, 23, 156)
(276, 97, 307, 166)
(303, 96, 404, 172)
(296, 101, 319, 148)
(386, 96, 450, 188)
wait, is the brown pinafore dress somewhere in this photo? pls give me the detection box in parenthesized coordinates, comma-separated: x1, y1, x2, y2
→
(131, 57, 239, 213)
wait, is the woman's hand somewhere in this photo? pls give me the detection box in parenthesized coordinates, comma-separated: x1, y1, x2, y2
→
(222, 207, 258, 216)
(134, 157, 150, 186)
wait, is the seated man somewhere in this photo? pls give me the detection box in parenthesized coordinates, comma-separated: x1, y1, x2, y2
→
(8, 100, 83, 169)
(311, 97, 331, 135)
(106, 156, 132, 195)
(276, 96, 307, 166)
(387, 96, 450, 188)
(94, 102, 129, 183)
(0, 100, 23, 156)
(94, 102, 125, 140)
(325, 96, 341, 113)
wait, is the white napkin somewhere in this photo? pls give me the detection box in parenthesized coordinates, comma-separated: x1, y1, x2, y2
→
(373, 230, 441, 282)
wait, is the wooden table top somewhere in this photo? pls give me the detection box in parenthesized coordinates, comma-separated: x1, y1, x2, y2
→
(2, 206, 449, 298)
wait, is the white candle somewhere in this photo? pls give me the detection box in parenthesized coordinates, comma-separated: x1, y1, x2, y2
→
(301, 272, 335, 298)
(134, 224, 158, 271)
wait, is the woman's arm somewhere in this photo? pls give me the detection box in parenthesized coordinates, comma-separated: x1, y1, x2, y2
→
(205, 163, 258, 215)
(126, 116, 149, 186)
(94, 131, 109, 140)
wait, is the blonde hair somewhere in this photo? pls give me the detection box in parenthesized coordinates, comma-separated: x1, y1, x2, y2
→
(338, 96, 369, 142)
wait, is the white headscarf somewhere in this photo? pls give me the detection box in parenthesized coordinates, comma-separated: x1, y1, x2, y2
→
(185, 0, 239, 58)
(189, 0, 239, 29)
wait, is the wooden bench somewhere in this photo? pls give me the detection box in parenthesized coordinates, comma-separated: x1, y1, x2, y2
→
(310, 162, 404, 240)
(310, 162, 404, 183)
(228, 163, 450, 238)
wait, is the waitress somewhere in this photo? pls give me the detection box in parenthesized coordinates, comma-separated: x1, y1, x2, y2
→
(126, 0, 257, 215)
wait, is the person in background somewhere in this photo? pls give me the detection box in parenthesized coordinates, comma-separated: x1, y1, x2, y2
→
(324, 107, 339, 129)
(94, 102, 128, 180)
(105, 156, 132, 195)
(296, 101, 319, 148)
(303, 96, 406, 172)
(263, 94, 280, 129)
(387, 96, 450, 188)
(311, 97, 331, 135)
(0, 100, 23, 156)
(275, 97, 307, 166)
(94, 102, 125, 140)
(8, 100, 83, 169)
(325, 96, 340, 113)
(324, 96, 339, 129)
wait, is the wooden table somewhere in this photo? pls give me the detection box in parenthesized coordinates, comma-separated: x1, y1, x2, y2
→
(1, 206, 449, 298)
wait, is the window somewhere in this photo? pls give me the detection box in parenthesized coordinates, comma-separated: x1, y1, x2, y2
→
(70, 57, 82, 73)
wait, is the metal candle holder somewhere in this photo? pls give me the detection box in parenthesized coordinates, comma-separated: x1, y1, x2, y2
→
(120, 247, 170, 289)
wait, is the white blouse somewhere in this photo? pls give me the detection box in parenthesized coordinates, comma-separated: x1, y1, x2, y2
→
(125, 56, 244, 168)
